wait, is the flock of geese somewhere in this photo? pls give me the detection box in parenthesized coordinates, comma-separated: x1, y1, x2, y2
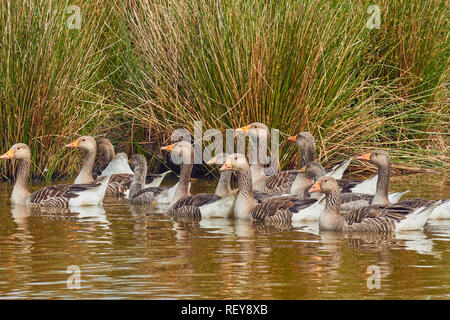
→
(1, 122, 448, 233)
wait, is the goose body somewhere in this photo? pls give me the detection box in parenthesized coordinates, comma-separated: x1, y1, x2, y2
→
(164, 142, 235, 219)
(309, 176, 441, 232)
(289, 161, 408, 212)
(220, 153, 320, 225)
(127, 153, 181, 205)
(357, 150, 448, 219)
(1, 144, 110, 207)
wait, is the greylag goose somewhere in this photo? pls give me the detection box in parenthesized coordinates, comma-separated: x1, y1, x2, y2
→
(357, 150, 449, 219)
(308, 176, 441, 232)
(163, 142, 236, 219)
(295, 161, 408, 207)
(287, 132, 351, 179)
(0, 143, 110, 207)
(127, 154, 176, 204)
(235, 122, 302, 194)
(65, 136, 129, 196)
(219, 153, 322, 224)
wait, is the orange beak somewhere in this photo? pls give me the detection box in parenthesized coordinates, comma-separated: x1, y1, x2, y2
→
(288, 136, 297, 142)
(161, 144, 175, 152)
(0, 149, 14, 160)
(308, 181, 321, 193)
(220, 161, 233, 171)
(357, 153, 371, 161)
(298, 166, 306, 173)
(235, 125, 250, 134)
(65, 139, 79, 148)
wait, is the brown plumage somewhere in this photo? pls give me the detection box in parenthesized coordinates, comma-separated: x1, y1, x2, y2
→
(1, 143, 109, 207)
(309, 176, 438, 232)
(220, 153, 320, 226)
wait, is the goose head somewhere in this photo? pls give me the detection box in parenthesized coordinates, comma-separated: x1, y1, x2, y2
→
(288, 132, 315, 152)
(129, 154, 146, 171)
(0, 143, 31, 161)
(65, 136, 97, 154)
(235, 122, 269, 141)
(308, 176, 339, 194)
(357, 150, 391, 168)
(96, 138, 115, 162)
(161, 141, 194, 164)
(220, 153, 249, 172)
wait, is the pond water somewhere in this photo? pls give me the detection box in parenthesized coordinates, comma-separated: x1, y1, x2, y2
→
(0, 173, 448, 299)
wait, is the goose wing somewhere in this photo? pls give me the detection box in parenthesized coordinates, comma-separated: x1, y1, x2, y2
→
(28, 181, 104, 205)
(345, 204, 412, 225)
(338, 179, 363, 193)
(130, 187, 166, 204)
(263, 170, 299, 193)
(397, 198, 433, 209)
(169, 194, 221, 219)
(250, 198, 294, 223)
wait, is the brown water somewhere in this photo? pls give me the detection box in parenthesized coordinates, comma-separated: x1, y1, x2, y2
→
(0, 173, 448, 300)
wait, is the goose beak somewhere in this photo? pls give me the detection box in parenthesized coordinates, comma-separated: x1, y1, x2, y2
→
(65, 139, 79, 148)
(220, 161, 233, 171)
(161, 144, 175, 152)
(308, 181, 321, 193)
(0, 149, 14, 159)
(235, 125, 250, 134)
(298, 166, 306, 173)
(357, 153, 371, 161)
(287, 136, 297, 142)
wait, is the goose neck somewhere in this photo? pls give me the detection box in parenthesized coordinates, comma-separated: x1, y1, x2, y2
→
(75, 148, 96, 184)
(11, 159, 31, 205)
(215, 171, 232, 197)
(172, 161, 193, 203)
(129, 161, 147, 197)
(372, 162, 391, 205)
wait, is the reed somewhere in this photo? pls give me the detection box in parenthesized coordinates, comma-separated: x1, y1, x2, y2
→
(0, 0, 120, 179)
(116, 0, 449, 174)
(0, 0, 448, 180)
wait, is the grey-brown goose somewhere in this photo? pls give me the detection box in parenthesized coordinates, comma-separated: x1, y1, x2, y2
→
(220, 153, 317, 225)
(235, 122, 301, 194)
(65, 136, 129, 196)
(127, 154, 169, 204)
(309, 176, 441, 232)
(163, 142, 236, 219)
(296, 161, 408, 209)
(357, 150, 448, 219)
(0, 143, 110, 207)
